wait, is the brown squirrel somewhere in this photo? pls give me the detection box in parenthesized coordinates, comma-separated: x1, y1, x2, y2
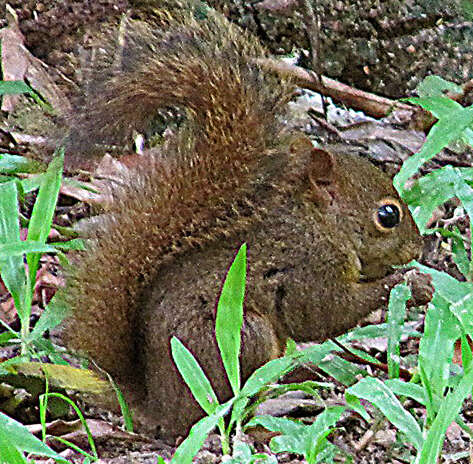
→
(61, 2, 428, 440)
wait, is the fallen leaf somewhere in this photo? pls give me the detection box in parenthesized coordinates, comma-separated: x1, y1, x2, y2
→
(0, 5, 71, 114)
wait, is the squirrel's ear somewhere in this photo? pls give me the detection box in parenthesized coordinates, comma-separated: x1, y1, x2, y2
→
(308, 148, 337, 207)
(309, 148, 336, 182)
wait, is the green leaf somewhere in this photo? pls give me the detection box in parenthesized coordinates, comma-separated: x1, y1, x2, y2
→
(299, 341, 337, 364)
(454, 174, 473, 232)
(304, 407, 344, 461)
(0, 154, 43, 175)
(170, 400, 233, 464)
(0, 241, 57, 258)
(345, 391, 370, 421)
(20, 174, 44, 194)
(0, 331, 17, 345)
(239, 355, 297, 399)
(248, 415, 305, 437)
(171, 337, 220, 415)
(419, 296, 460, 400)
(348, 377, 423, 451)
(0, 437, 28, 464)
(383, 378, 472, 433)
(62, 177, 100, 194)
(0, 81, 32, 96)
(228, 440, 278, 464)
(109, 378, 134, 433)
(215, 243, 246, 395)
(384, 379, 426, 405)
(387, 284, 411, 379)
(0, 181, 26, 315)
(413, 262, 473, 333)
(231, 354, 298, 427)
(415, 76, 462, 98)
(339, 322, 421, 342)
(29, 296, 70, 341)
(26, 151, 63, 243)
(285, 337, 297, 355)
(0, 411, 67, 462)
(450, 226, 471, 280)
(418, 364, 473, 463)
(230, 440, 252, 461)
(401, 166, 473, 232)
(49, 238, 85, 251)
(26, 150, 63, 299)
(461, 335, 473, 371)
(39, 392, 98, 459)
(251, 407, 344, 463)
(319, 355, 366, 386)
(394, 107, 473, 191)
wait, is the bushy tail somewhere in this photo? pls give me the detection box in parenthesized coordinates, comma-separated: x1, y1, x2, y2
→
(61, 4, 294, 381)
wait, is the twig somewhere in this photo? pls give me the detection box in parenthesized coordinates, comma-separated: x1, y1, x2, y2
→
(355, 414, 386, 452)
(257, 58, 415, 119)
(307, 109, 342, 137)
(330, 338, 412, 381)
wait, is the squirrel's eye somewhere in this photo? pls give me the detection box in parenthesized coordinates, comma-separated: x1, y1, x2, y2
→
(373, 199, 403, 232)
(377, 204, 400, 228)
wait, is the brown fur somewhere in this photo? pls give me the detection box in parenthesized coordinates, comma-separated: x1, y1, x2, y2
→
(60, 3, 425, 440)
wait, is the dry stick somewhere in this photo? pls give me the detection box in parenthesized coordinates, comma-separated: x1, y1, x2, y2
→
(307, 108, 342, 137)
(257, 58, 415, 119)
(356, 417, 412, 464)
(330, 338, 412, 381)
(354, 413, 387, 452)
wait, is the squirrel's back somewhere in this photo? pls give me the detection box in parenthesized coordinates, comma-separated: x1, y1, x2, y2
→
(61, 4, 296, 381)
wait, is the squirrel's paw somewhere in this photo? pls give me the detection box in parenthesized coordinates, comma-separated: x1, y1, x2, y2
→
(404, 269, 434, 307)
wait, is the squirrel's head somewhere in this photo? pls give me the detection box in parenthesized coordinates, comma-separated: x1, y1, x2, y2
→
(305, 148, 422, 281)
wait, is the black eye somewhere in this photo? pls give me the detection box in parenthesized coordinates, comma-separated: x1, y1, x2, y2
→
(377, 204, 401, 228)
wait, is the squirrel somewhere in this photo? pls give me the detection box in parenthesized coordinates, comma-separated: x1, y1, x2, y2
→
(60, 1, 429, 440)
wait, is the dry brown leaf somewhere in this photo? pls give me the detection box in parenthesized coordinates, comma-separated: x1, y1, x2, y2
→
(0, 6, 28, 112)
(0, 5, 71, 114)
(45, 419, 159, 452)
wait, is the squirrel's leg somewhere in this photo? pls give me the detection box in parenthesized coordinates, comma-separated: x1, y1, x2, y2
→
(137, 302, 279, 440)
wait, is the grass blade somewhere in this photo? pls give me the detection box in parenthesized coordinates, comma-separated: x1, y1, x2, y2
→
(26, 150, 63, 293)
(170, 400, 233, 464)
(0, 411, 67, 462)
(171, 337, 220, 415)
(231, 354, 298, 428)
(215, 243, 246, 395)
(419, 295, 459, 400)
(0, 153, 43, 175)
(0, 241, 57, 258)
(0, 181, 26, 316)
(394, 106, 473, 191)
(418, 364, 473, 463)
(387, 283, 411, 379)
